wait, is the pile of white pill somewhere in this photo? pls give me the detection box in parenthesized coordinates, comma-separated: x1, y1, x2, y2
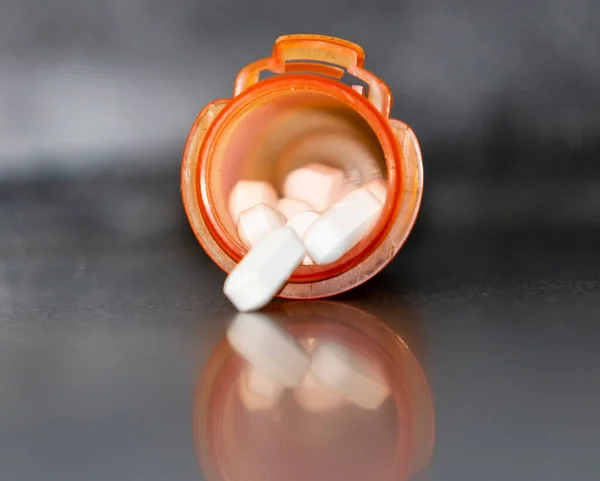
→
(228, 312, 390, 412)
(224, 162, 387, 312)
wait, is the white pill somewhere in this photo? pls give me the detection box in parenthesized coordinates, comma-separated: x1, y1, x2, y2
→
(364, 178, 388, 205)
(236, 203, 284, 249)
(303, 187, 383, 265)
(223, 226, 306, 312)
(286, 211, 320, 236)
(238, 365, 284, 411)
(285, 211, 320, 265)
(227, 312, 310, 387)
(283, 163, 346, 212)
(228, 180, 278, 223)
(277, 197, 314, 220)
(310, 341, 390, 410)
(293, 339, 346, 412)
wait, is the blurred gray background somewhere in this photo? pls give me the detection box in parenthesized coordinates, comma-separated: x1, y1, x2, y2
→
(2, 0, 599, 161)
(1, 0, 599, 230)
(1, 1, 600, 481)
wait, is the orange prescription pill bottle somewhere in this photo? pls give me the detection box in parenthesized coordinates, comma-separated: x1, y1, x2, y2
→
(181, 34, 423, 299)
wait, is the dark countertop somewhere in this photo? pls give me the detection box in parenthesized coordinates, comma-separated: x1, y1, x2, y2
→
(1, 167, 599, 481)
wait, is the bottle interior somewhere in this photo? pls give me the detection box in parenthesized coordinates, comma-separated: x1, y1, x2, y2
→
(208, 89, 388, 246)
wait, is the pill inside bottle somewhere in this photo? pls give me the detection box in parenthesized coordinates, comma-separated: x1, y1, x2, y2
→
(181, 34, 423, 299)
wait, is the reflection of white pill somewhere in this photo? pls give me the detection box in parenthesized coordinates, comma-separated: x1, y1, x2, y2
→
(227, 312, 310, 387)
(364, 178, 388, 205)
(283, 163, 346, 212)
(293, 339, 346, 412)
(310, 341, 390, 410)
(294, 371, 346, 412)
(224, 227, 306, 312)
(237, 204, 284, 248)
(228, 180, 278, 223)
(238, 365, 284, 411)
(285, 211, 320, 265)
(303, 187, 383, 265)
(277, 197, 314, 220)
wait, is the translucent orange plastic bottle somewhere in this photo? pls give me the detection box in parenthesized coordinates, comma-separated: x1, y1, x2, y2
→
(181, 34, 423, 299)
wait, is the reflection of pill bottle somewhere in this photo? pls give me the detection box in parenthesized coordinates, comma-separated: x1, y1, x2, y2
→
(193, 302, 434, 481)
(182, 34, 423, 298)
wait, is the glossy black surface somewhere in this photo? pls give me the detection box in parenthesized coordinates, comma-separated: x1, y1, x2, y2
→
(1, 166, 599, 481)
(3, 0, 600, 476)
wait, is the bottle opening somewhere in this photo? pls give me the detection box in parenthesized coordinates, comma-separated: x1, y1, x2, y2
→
(200, 77, 397, 281)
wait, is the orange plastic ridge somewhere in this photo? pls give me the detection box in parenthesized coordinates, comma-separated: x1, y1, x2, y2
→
(234, 34, 391, 117)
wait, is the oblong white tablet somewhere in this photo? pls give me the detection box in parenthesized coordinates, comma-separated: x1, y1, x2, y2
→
(277, 197, 315, 220)
(283, 163, 346, 212)
(228, 180, 278, 223)
(237, 203, 284, 248)
(303, 187, 383, 265)
(223, 226, 306, 312)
